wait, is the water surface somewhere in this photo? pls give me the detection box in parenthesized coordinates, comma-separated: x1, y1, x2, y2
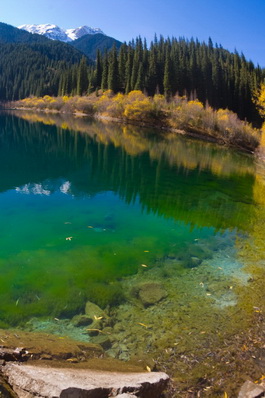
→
(0, 113, 264, 362)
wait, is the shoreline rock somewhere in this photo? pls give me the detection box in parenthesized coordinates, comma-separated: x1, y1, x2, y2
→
(2, 363, 170, 398)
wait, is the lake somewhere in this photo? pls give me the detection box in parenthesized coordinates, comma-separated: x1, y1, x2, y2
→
(1, 111, 265, 394)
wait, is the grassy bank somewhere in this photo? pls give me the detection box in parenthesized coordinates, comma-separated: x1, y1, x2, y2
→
(10, 90, 261, 152)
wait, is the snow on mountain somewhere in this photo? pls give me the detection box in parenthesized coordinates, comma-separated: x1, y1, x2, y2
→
(18, 24, 105, 42)
(65, 26, 104, 41)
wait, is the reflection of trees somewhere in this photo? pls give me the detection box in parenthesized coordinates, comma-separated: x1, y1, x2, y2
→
(0, 112, 256, 231)
(13, 110, 255, 177)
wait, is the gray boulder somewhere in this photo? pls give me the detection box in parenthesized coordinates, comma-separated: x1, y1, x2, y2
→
(2, 363, 170, 398)
(238, 380, 265, 398)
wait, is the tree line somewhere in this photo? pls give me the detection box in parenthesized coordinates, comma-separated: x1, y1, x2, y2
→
(58, 36, 264, 124)
(0, 41, 83, 101)
(1, 34, 264, 124)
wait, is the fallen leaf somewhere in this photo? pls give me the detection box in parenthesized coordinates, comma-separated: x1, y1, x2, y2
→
(137, 322, 148, 328)
(146, 366, 151, 372)
(141, 264, 148, 268)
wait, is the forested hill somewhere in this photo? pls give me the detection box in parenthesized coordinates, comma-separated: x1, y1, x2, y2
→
(0, 23, 89, 100)
(0, 22, 49, 43)
(71, 33, 122, 60)
(59, 37, 264, 124)
(0, 22, 264, 124)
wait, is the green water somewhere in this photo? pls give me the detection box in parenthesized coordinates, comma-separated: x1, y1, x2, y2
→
(0, 112, 260, 332)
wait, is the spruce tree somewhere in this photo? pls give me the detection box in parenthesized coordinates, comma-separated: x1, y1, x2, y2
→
(77, 56, 88, 96)
(108, 46, 119, 93)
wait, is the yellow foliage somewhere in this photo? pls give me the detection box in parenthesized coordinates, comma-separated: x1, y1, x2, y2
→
(216, 109, 229, 121)
(43, 95, 53, 102)
(11, 90, 261, 151)
(259, 123, 265, 148)
(61, 122, 69, 130)
(126, 90, 146, 102)
(254, 83, 265, 118)
(124, 97, 152, 120)
(187, 100, 204, 109)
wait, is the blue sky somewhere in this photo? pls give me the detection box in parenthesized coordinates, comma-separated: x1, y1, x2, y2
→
(1, 0, 265, 66)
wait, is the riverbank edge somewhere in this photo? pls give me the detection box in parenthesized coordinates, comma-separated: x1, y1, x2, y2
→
(0, 331, 171, 397)
(4, 103, 259, 154)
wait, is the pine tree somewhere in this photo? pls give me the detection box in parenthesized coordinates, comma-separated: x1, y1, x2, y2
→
(101, 53, 108, 91)
(108, 46, 119, 92)
(163, 48, 173, 99)
(77, 56, 88, 96)
(95, 49, 102, 90)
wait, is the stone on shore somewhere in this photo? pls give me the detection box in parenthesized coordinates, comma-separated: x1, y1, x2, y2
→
(2, 363, 170, 398)
(238, 380, 265, 398)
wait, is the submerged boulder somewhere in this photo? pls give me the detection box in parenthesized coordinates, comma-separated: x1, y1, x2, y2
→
(85, 301, 107, 319)
(136, 282, 167, 307)
(71, 314, 94, 327)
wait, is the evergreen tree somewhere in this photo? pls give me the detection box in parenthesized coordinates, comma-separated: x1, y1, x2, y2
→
(101, 53, 108, 91)
(77, 56, 88, 96)
(163, 48, 173, 99)
(107, 46, 119, 92)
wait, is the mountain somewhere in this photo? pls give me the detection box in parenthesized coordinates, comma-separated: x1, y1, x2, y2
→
(66, 26, 104, 41)
(0, 22, 88, 100)
(18, 24, 104, 42)
(71, 33, 122, 60)
(17, 22, 121, 60)
(0, 22, 48, 43)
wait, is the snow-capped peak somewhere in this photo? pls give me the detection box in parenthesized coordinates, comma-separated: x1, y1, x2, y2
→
(18, 24, 105, 42)
(66, 26, 104, 41)
(18, 24, 71, 42)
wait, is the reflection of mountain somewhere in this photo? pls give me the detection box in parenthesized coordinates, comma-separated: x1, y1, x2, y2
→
(0, 113, 256, 231)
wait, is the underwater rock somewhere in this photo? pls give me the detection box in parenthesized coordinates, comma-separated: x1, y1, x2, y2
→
(238, 380, 265, 397)
(71, 314, 94, 327)
(83, 301, 110, 334)
(190, 256, 202, 267)
(90, 335, 112, 350)
(136, 282, 167, 307)
(85, 301, 107, 319)
(2, 363, 170, 398)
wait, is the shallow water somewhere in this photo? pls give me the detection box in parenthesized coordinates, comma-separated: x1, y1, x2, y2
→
(0, 113, 264, 366)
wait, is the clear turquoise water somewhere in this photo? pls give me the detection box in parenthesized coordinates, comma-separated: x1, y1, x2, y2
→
(0, 113, 258, 328)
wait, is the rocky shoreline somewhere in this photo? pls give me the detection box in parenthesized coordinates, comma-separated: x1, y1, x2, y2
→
(0, 341, 265, 397)
(0, 332, 169, 398)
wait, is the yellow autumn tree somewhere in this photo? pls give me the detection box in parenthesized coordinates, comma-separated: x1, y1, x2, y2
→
(254, 83, 265, 147)
(254, 83, 265, 118)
